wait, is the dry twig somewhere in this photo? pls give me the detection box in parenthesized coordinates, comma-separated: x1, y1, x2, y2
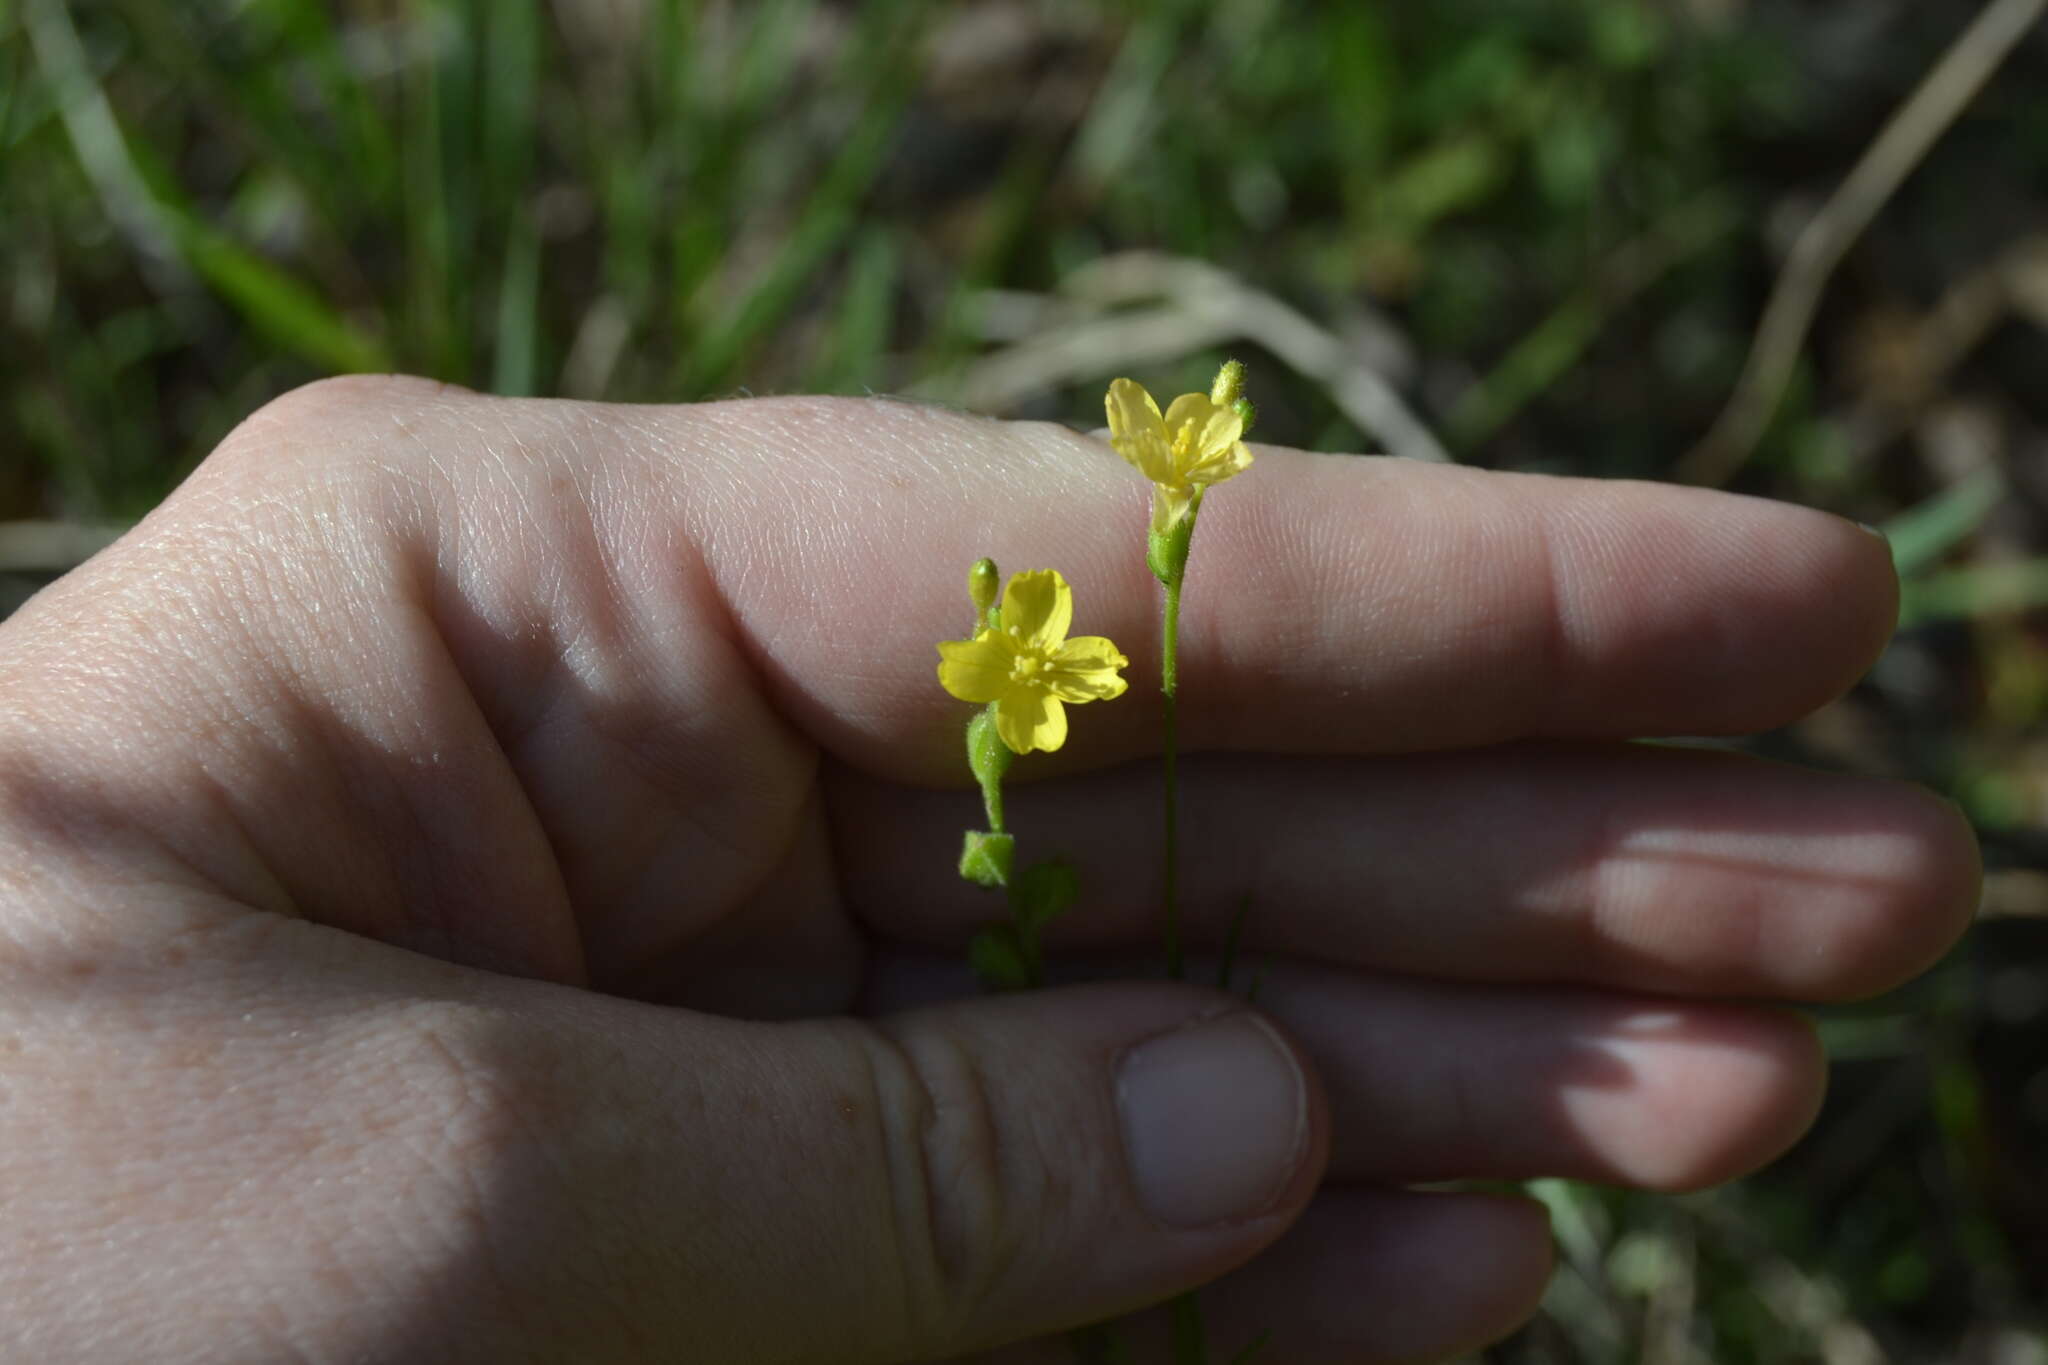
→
(1679, 0, 2048, 485)
(0, 522, 127, 575)
(928, 253, 1452, 463)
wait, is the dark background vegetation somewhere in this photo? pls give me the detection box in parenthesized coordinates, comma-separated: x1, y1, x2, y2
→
(5, 1, 2047, 1359)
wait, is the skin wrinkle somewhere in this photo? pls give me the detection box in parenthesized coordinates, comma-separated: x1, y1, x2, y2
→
(853, 1019, 953, 1358)
(388, 395, 810, 977)
(591, 520, 824, 976)
(871, 1016, 1019, 1352)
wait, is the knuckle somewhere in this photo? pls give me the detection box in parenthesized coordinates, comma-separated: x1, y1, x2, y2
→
(198, 373, 466, 501)
(219, 374, 453, 454)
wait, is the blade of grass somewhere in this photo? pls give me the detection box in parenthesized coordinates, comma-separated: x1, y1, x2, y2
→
(493, 217, 542, 395)
(1881, 467, 2005, 578)
(1069, 9, 1182, 200)
(1898, 558, 2048, 628)
(251, 0, 400, 204)
(175, 217, 391, 373)
(482, 0, 542, 395)
(480, 0, 540, 209)
(1447, 191, 1735, 452)
(680, 3, 920, 394)
(25, 0, 387, 374)
(402, 0, 474, 379)
(21, 0, 182, 279)
(808, 225, 899, 393)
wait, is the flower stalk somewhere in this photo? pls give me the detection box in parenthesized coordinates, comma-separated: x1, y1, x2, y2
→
(938, 563, 1128, 989)
(1106, 363, 1255, 982)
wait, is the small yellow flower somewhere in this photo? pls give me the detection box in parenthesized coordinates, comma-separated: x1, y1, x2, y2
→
(937, 569, 1129, 754)
(1105, 378, 1254, 535)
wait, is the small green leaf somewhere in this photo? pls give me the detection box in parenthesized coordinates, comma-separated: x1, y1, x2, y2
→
(1012, 858, 1078, 932)
(969, 924, 1031, 992)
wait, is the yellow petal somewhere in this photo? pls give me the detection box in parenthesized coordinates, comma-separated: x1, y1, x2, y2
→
(1107, 378, 1165, 442)
(936, 634, 1013, 703)
(1046, 636, 1129, 702)
(994, 689, 1067, 754)
(1106, 379, 1177, 484)
(1193, 407, 1245, 461)
(1186, 437, 1253, 488)
(999, 569, 1072, 652)
(1160, 391, 1219, 441)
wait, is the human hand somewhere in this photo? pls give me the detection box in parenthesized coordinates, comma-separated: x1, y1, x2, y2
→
(0, 377, 1977, 1362)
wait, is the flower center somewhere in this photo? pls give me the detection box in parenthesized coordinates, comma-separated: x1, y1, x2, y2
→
(1171, 419, 1200, 459)
(1007, 653, 1048, 687)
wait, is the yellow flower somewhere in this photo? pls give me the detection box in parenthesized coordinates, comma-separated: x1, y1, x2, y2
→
(937, 569, 1129, 754)
(1105, 378, 1254, 535)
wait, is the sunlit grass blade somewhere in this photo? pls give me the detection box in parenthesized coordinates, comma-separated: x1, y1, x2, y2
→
(1882, 466, 2005, 578)
(175, 218, 391, 374)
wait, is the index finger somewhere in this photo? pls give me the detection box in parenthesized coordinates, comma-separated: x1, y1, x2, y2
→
(680, 397, 1895, 777)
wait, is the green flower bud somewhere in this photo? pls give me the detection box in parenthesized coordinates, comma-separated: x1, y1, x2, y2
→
(1232, 396, 1257, 437)
(1209, 358, 1247, 408)
(958, 830, 1015, 888)
(968, 557, 1000, 628)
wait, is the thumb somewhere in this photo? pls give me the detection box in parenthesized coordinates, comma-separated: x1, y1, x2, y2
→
(2, 914, 1324, 1363)
(544, 978, 1327, 1361)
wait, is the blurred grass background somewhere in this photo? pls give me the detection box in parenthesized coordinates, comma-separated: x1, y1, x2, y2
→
(5, 0, 2048, 1359)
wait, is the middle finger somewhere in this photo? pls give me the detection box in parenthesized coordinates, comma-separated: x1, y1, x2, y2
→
(832, 743, 1977, 1002)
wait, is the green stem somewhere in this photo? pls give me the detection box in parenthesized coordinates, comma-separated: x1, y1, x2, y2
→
(1161, 568, 1183, 980)
(968, 704, 1010, 833)
(1148, 491, 1200, 982)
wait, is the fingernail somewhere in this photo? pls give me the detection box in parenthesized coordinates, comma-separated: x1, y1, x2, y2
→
(1116, 1012, 1307, 1227)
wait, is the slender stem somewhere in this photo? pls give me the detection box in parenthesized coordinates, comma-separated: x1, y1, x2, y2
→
(1160, 564, 1184, 981)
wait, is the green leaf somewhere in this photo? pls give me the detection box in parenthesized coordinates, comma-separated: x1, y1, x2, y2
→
(1011, 859, 1078, 932)
(969, 924, 1032, 992)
